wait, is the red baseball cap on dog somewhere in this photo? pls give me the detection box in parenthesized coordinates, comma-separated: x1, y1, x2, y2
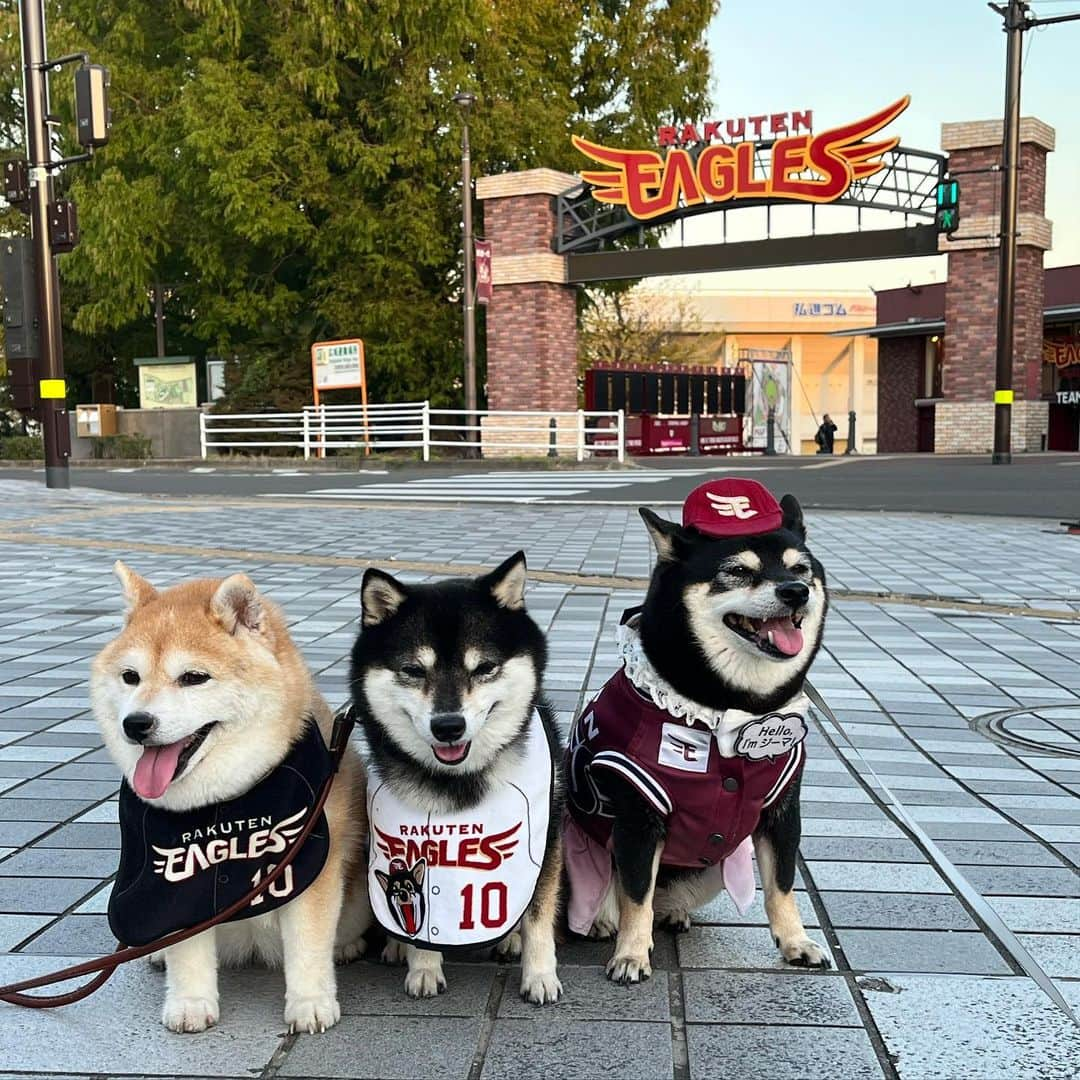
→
(682, 478, 783, 538)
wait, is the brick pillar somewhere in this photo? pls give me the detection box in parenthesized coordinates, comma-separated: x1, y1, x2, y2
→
(476, 169, 579, 413)
(936, 119, 1054, 453)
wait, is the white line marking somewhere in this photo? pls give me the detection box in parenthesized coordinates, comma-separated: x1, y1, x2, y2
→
(259, 492, 547, 503)
(803, 458, 853, 470)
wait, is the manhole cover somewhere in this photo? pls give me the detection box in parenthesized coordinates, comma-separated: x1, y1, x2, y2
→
(970, 704, 1080, 759)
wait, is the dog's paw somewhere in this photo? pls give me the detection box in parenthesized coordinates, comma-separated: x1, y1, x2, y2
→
(495, 930, 522, 961)
(520, 967, 562, 1005)
(606, 953, 652, 985)
(285, 993, 341, 1034)
(588, 917, 617, 941)
(404, 966, 446, 998)
(148, 950, 166, 972)
(334, 937, 367, 965)
(657, 911, 692, 933)
(381, 939, 408, 966)
(777, 935, 832, 969)
(162, 995, 219, 1033)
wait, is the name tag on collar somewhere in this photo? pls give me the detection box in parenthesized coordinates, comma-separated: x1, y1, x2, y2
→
(733, 713, 808, 761)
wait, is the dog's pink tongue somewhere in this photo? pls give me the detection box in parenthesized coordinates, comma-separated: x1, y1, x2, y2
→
(433, 743, 468, 764)
(763, 617, 804, 657)
(132, 740, 187, 800)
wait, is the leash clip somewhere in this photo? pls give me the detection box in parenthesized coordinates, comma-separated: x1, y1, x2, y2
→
(330, 703, 356, 758)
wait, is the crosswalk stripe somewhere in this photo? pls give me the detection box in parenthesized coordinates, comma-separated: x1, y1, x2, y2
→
(256, 465, 722, 504)
(261, 492, 548, 503)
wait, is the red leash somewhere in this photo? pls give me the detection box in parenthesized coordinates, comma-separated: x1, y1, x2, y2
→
(0, 710, 354, 1009)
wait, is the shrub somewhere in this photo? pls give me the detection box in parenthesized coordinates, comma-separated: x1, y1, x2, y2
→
(0, 435, 44, 459)
(91, 434, 154, 460)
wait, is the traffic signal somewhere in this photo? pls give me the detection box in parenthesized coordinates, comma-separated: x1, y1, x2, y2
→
(935, 179, 960, 234)
(74, 63, 111, 148)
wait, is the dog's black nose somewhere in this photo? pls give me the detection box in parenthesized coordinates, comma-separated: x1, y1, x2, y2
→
(430, 713, 467, 743)
(122, 711, 156, 743)
(775, 581, 810, 609)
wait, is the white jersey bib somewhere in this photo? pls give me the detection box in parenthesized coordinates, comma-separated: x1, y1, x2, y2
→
(367, 711, 552, 950)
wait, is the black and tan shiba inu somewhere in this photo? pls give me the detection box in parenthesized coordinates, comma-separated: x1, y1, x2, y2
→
(90, 564, 371, 1033)
(564, 479, 830, 983)
(350, 552, 564, 1004)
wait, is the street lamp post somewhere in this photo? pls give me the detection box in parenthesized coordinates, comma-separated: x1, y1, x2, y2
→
(18, 0, 70, 489)
(454, 91, 478, 451)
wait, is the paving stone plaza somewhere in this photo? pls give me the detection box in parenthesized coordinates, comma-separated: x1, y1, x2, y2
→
(0, 477, 1077, 1079)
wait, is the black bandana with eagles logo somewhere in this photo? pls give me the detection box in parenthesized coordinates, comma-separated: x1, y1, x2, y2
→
(108, 719, 332, 947)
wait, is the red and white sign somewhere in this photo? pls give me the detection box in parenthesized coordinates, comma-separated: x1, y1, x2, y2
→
(475, 240, 493, 305)
(658, 110, 814, 147)
(573, 97, 909, 222)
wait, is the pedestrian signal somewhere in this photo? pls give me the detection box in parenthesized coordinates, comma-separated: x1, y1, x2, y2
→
(935, 179, 960, 235)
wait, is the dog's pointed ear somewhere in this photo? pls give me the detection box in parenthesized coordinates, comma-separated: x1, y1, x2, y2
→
(639, 508, 688, 562)
(114, 561, 157, 617)
(211, 574, 266, 636)
(480, 551, 527, 610)
(374, 869, 389, 891)
(362, 568, 408, 627)
(412, 858, 427, 885)
(780, 494, 806, 541)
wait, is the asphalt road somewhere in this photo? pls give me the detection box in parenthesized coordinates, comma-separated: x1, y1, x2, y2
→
(3, 453, 1078, 518)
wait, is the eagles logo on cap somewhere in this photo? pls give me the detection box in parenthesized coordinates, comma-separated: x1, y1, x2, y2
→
(682, 478, 784, 538)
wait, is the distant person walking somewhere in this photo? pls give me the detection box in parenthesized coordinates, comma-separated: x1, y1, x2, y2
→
(815, 414, 837, 455)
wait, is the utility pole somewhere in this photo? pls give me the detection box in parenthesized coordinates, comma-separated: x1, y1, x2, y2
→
(454, 91, 478, 451)
(990, 0, 1026, 466)
(154, 283, 166, 357)
(18, 0, 69, 489)
(989, 1, 1080, 464)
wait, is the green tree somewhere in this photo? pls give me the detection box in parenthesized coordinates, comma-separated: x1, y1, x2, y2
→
(580, 290, 704, 375)
(2, 0, 716, 410)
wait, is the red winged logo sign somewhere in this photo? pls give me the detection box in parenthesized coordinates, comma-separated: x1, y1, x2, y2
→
(572, 97, 910, 221)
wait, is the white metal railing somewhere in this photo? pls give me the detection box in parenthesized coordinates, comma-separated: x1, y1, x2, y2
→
(199, 403, 624, 462)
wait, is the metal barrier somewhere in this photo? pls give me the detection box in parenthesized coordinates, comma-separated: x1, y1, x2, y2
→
(199, 404, 624, 462)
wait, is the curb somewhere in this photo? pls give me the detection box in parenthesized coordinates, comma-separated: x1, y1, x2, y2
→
(0, 457, 663, 474)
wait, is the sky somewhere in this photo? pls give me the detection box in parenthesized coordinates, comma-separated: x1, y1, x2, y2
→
(654, 0, 1080, 295)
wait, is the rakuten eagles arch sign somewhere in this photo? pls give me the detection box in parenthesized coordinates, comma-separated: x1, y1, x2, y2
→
(571, 97, 910, 221)
(559, 95, 944, 282)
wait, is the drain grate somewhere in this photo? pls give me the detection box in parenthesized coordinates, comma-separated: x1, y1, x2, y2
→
(970, 704, 1080, 759)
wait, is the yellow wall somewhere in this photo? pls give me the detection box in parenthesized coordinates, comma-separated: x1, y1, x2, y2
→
(643, 291, 880, 454)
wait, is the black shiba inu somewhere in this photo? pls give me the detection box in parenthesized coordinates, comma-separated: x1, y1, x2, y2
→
(564, 479, 830, 984)
(351, 552, 565, 1004)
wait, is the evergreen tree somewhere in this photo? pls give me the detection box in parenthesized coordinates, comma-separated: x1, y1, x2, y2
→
(1, 1, 716, 409)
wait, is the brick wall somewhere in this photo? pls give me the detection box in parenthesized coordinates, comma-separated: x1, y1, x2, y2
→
(485, 193, 560, 253)
(877, 337, 923, 452)
(943, 246, 998, 401)
(936, 399, 1049, 453)
(941, 225, 1046, 405)
(486, 281, 578, 411)
(938, 124, 1052, 452)
(482, 190, 579, 413)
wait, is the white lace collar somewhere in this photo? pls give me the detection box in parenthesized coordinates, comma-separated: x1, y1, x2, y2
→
(617, 620, 730, 731)
(616, 619, 807, 748)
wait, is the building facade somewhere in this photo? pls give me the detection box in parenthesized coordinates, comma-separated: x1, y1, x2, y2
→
(873, 265, 1080, 453)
